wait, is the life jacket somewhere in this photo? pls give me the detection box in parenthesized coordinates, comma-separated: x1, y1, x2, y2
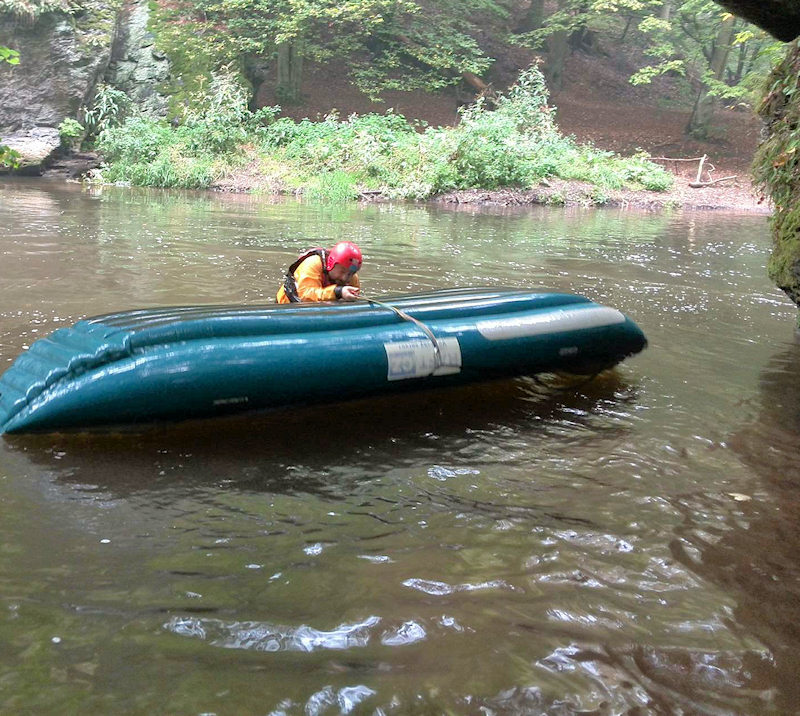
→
(282, 248, 330, 303)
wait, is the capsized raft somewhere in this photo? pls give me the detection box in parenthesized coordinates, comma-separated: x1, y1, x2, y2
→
(0, 288, 646, 434)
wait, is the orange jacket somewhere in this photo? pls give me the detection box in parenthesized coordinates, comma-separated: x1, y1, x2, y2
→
(276, 253, 360, 304)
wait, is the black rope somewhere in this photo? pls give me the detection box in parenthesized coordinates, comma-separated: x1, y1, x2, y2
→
(530, 371, 602, 392)
(358, 295, 444, 367)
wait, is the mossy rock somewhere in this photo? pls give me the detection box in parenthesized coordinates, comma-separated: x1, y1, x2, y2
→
(754, 40, 800, 310)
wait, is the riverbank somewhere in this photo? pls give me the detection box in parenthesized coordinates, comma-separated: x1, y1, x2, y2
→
(7, 52, 763, 215)
(43, 134, 768, 213)
(206, 156, 770, 213)
(434, 174, 771, 213)
(37, 56, 771, 215)
(203, 58, 769, 213)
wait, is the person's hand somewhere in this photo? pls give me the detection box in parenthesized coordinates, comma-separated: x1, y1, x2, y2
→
(341, 285, 361, 301)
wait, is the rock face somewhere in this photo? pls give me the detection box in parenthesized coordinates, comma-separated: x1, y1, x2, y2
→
(715, 1, 800, 43)
(753, 42, 800, 310)
(0, 10, 117, 133)
(0, 0, 169, 171)
(106, 0, 170, 117)
(0, 127, 61, 175)
(714, 0, 800, 311)
(0, 4, 119, 170)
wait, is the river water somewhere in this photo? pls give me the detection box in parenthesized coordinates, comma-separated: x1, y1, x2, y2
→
(0, 178, 797, 714)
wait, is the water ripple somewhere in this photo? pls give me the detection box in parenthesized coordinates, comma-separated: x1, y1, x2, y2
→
(380, 620, 426, 646)
(402, 577, 516, 596)
(270, 684, 377, 716)
(164, 615, 381, 652)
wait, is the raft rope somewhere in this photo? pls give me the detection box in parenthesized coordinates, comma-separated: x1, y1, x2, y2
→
(530, 371, 602, 392)
(358, 296, 604, 387)
(358, 295, 444, 370)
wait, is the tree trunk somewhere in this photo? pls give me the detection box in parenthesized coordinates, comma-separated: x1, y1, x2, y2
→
(660, 0, 673, 21)
(686, 14, 735, 138)
(277, 41, 303, 104)
(730, 25, 747, 84)
(461, 71, 498, 105)
(619, 15, 634, 42)
(518, 0, 545, 33)
(545, 28, 569, 92)
(544, 0, 571, 92)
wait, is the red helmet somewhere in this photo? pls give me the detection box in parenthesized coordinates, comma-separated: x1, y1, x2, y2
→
(326, 241, 362, 273)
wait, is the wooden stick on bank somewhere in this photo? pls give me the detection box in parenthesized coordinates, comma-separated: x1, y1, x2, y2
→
(651, 154, 737, 188)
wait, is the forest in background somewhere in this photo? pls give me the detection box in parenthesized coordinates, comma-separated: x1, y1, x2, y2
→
(0, 0, 787, 199)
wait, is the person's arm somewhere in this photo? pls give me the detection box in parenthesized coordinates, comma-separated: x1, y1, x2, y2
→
(338, 274, 361, 301)
(294, 255, 338, 302)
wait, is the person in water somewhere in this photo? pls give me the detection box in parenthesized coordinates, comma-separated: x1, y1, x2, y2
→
(276, 241, 362, 303)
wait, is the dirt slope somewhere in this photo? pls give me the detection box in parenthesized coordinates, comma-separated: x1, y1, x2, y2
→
(252, 48, 767, 210)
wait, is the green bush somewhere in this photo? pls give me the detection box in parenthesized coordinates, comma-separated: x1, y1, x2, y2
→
(58, 118, 84, 139)
(93, 65, 673, 198)
(95, 116, 224, 188)
(304, 170, 360, 202)
(84, 84, 131, 137)
(0, 142, 20, 168)
(96, 116, 172, 164)
(253, 65, 672, 198)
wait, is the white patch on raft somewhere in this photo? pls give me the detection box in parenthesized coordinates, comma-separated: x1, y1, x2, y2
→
(476, 306, 626, 340)
(384, 338, 462, 381)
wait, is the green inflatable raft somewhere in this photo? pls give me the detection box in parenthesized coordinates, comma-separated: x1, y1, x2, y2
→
(0, 288, 647, 433)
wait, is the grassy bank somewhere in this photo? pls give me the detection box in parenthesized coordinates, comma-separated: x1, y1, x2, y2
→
(92, 67, 673, 203)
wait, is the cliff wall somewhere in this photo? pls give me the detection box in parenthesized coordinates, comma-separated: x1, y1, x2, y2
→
(0, 0, 167, 168)
(754, 41, 800, 309)
(0, 0, 120, 131)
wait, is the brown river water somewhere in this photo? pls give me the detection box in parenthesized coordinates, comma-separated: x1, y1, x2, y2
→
(0, 178, 798, 714)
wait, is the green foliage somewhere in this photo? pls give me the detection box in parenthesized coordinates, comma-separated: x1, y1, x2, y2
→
(514, 0, 780, 134)
(433, 68, 563, 189)
(304, 170, 360, 202)
(58, 117, 84, 139)
(635, 2, 780, 102)
(0, 143, 21, 168)
(0, 0, 71, 21)
(96, 65, 672, 200)
(95, 115, 226, 188)
(171, 0, 505, 98)
(0, 45, 19, 64)
(558, 148, 674, 191)
(149, 1, 240, 118)
(515, 0, 658, 49)
(96, 115, 172, 163)
(94, 68, 266, 188)
(179, 66, 265, 152)
(83, 84, 131, 136)
(630, 60, 684, 86)
(346, 8, 495, 96)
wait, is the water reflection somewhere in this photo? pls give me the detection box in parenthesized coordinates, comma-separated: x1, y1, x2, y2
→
(3, 372, 635, 503)
(1, 179, 793, 714)
(665, 339, 800, 711)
